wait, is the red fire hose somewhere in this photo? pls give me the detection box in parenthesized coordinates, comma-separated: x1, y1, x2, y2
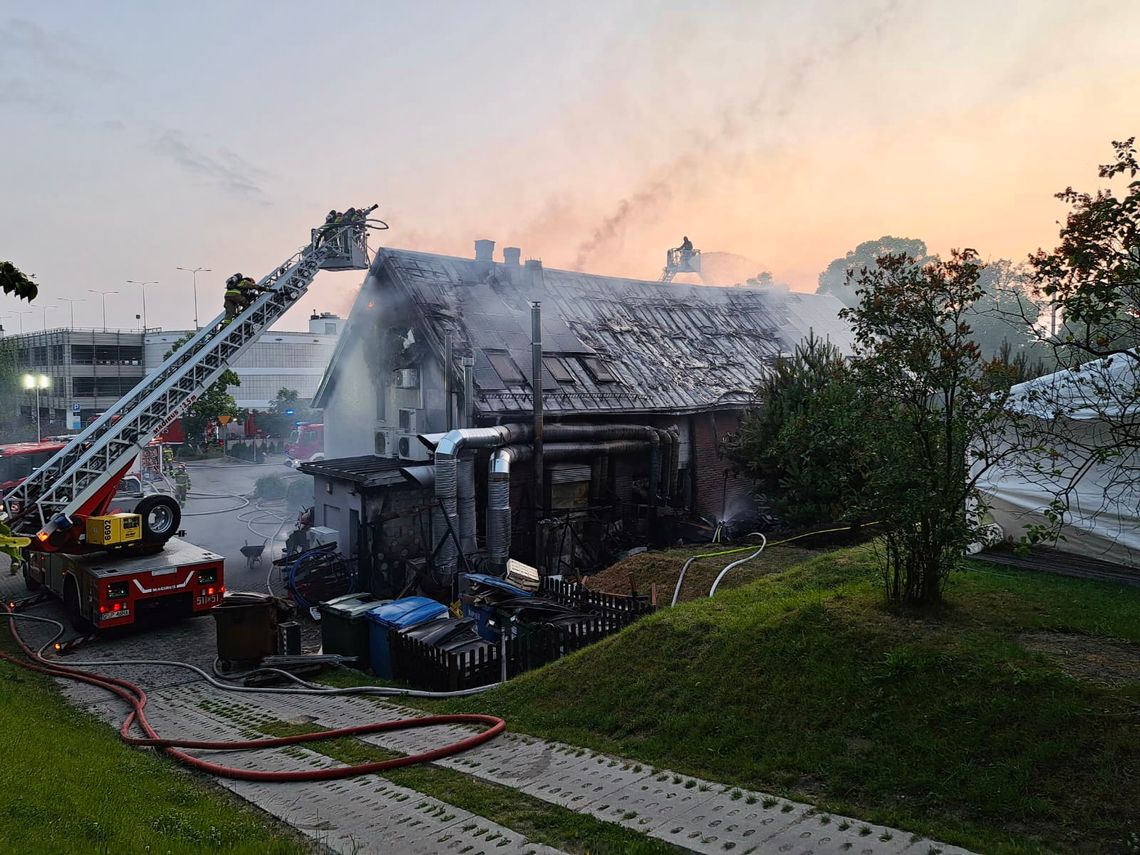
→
(2, 611, 505, 782)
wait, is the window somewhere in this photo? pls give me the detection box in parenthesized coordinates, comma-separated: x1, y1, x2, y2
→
(543, 356, 575, 384)
(73, 377, 95, 397)
(71, 344, 94, 365)
(580, 356, 619, 383)
(485, 351, 525, 385)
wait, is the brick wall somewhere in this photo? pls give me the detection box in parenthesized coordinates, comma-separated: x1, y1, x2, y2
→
(689, 409, 754, 522)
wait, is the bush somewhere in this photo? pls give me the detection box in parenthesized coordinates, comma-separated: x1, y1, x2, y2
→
(254, 475, 287, 500)
(724, 334, 871, 528)
(285, 476, 313, 511)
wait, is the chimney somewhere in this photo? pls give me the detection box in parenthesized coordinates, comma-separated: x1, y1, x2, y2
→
(524, 258, 545, 290)
(474, 239, 495, 277)
(503, 247, 521, 266)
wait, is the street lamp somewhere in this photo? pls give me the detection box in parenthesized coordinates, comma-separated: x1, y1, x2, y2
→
(176, 267, 211, 330)
(56, 297, 84, 328)
(9, 310, 29, 334)
(126, 280, 157, 331)
(88, 289, 118, 331)
(22, 373, 50, 441)
(39, 302, 56, 331)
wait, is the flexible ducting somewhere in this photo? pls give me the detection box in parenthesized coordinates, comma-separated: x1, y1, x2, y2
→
(543, 423, 661, 505)
(458, 453, 477, 555)
(486, 439, 654, 570)
(433, 425, 531, 580)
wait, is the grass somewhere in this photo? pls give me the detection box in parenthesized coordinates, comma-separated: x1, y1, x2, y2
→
(0, 635, 306, 855)
(258, 720, 678, 855)
(389, 544, 1140, 855)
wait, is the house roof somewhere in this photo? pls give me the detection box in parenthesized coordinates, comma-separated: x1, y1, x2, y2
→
(315, 247, 852, 417)
(298, 454, 409, 488)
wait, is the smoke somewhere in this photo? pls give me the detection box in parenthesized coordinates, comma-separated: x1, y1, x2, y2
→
(569, 1, 899, 274)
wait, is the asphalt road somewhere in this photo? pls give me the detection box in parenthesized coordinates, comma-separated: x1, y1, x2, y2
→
(179, 455, 312, 594)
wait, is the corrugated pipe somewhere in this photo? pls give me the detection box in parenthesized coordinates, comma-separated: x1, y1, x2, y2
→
(434, 425, 531, 580)
(458, 453, 477, 555)
(486, 438, 653, 571)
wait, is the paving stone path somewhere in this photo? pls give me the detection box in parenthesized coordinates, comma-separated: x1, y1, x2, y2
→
(59, 674, 974, 855)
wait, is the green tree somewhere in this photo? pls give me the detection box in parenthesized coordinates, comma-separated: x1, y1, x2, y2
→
(0, 262, 38, 301)
(165, 334, 240, 446)
(725, 334, 871, 528)
(964, 259, 1045, 361)
(259, 388, 318, 437)
(816, 236, 929, 308)
(843, 250, 1015, 605)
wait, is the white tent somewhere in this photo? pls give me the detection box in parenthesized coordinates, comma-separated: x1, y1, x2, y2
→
(975, 352, 1140, 568)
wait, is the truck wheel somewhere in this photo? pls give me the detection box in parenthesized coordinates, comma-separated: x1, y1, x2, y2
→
(63, 578, 94, 633)
(20, 562, 41, 592)
(137, 495, 182, 543)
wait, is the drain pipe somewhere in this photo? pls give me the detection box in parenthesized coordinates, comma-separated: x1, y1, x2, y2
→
(433, 424, 532, 581)
(444, 332, 453, 432)
(457, 356, 478, 555)
(531, 302, 544, 569)
(487, 439, 653, 571)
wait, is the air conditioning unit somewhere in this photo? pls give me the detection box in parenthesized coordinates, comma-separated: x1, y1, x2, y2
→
(397, 408, 417, 433)
(394, 368, 420, 389)
(309, 526, 340, 549)
(398, 433, 431, 462)
(374, 429, 396, 457)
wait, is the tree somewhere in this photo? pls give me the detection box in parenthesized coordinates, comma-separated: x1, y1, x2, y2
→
(843, 250, 1015, 605)
(1014, 138, 1140, 545)
(259, 388, 318, 437)
(725, 334, 871, 528)
(0, 262, 38, 301)
(1031, 137, 1140, 360)
(964, 259, 1046, 361)
(165, 334, 240, 446)
(817, 236, 929, 308)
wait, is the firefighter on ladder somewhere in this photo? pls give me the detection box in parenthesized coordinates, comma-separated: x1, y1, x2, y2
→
(223, 273, 266, 323)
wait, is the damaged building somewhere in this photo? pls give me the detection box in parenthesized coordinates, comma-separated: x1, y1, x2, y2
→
(304, 240, 851, 596)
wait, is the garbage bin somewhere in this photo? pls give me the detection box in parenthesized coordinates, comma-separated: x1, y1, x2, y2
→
(366, 597, 449, 678)
(212, 591, 293, 669)
(319, 592, 384, 668)
(460, 574, 533, 642)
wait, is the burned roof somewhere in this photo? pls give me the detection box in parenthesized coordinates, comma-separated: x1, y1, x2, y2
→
(317, 247, 852, 417)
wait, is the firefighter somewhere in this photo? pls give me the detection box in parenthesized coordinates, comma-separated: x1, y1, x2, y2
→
(173, 464, 191, 505)
(223, 273, 245, 321)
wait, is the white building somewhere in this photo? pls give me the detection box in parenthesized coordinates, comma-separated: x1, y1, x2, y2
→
(145, 312, 344, 410)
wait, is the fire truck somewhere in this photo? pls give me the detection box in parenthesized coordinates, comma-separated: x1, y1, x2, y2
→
(3, 206, 378, 631)
(285, 422, 324, 467)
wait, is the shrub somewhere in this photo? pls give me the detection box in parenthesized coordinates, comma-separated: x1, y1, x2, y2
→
(254, 475, 287, 500)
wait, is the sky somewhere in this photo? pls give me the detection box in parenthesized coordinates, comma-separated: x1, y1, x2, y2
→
(1, 0, 1138, 332)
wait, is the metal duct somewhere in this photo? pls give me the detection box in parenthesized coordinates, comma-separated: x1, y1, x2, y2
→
(458, 452, 477, 555)
(461, 356, 474, 428)
(433, 424, 531, 580)
(542, 423, 660, 505)
(531, 302, 544, 566)
(486, 438, 654, 571)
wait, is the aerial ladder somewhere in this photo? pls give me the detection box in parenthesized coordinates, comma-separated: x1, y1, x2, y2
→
(660, 243, 701, 284)
(2, 205, 381, 553)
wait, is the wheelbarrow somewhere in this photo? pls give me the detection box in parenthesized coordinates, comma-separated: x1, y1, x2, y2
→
(241, 540, 268, 570)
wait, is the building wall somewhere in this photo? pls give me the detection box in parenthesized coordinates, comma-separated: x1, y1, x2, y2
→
(145, 322, 339, 410)
(3, 328, 145, 427)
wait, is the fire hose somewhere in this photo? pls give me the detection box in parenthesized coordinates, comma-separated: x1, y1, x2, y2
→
(1, 607, 505, 783)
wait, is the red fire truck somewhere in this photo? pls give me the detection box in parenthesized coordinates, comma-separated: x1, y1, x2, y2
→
(285, 422, 324, 466)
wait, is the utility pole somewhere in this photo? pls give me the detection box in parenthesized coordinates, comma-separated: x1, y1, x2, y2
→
(176, 267, 210, 330)
(10, 311, 29, 334)
(127, 280, 157, 331)
(88, 289, 117, 332)
(39, 303, 56, 331)
(56, 297, 84, 329)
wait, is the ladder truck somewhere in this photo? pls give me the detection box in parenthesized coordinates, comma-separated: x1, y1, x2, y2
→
(2, 207, 379, 632)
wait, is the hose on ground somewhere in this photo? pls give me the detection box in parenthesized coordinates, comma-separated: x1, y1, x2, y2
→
(670, 523, 878, 606)
(1, 608, 505, 782)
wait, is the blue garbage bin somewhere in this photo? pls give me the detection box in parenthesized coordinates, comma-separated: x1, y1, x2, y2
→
(366, 597, 449, 678)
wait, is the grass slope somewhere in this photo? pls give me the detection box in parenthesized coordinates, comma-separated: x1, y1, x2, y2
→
(0, 637, 305, 855)
(426, 546, 1140, 855)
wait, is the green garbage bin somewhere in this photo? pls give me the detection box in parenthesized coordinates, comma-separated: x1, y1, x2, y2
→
(319, 593, 386, 668)
(212, 591, 293, 669)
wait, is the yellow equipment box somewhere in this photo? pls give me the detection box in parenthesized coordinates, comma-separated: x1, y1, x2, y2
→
(86, 513, 142, 547)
